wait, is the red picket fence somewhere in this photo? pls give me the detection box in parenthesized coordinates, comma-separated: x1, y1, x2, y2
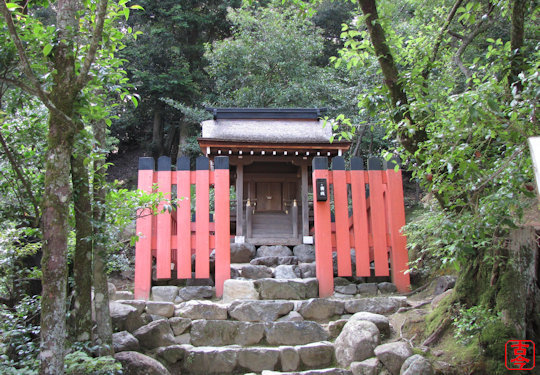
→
(134, 156, 230, 300)
(312, 156, 410, 297)
(134, 154, 410, 300)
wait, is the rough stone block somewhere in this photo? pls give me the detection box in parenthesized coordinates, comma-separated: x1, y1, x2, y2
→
(168, 316, 191, 335)
(297, 341, 335, 369)
(182, 346, 238, 375)
(265, 321, 328, 346)
(335, 320, 380, 367)
(151, 286, 179, 302)
(175, 300, 228, 320)
(229, 300, 294, 322)
(132, 320, 176, 350)
(112, 331, 139, 353)
(237, 347, 280, 372)
(222, 279, 259, 303)
(146, 301, 175, 318)
(299, 298, 344, 320)
(344, 297, 408, 315)
(374, 342, 413, 375)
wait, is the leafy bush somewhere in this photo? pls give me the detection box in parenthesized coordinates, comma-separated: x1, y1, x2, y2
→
(64, 350, 122, 375)
(0, 295, 41, 373)
(453, 304, 499, 344)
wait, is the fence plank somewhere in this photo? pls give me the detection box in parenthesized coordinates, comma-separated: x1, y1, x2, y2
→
(331, 156, 352, 276)
(134, 157, 155, 299)
(368, 157, 389, 276)
(384, 158, 411, 292)
(195, 156, 210, 278)
(214, 156, 230, 297)
(312, 157, 334, 297)
(156, 156, 172, 279)
(350, 157, 371, 276)
(176, 156, 192, 278)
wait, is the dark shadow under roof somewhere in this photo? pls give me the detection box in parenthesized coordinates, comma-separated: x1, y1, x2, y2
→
(206, 108, 327, 120)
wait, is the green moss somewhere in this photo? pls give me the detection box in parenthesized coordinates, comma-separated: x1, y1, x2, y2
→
(425, 290, 456, 336)
(427, 329, 486, 373)
(479, 320, 516, 359)
(495, 252, 528, 335)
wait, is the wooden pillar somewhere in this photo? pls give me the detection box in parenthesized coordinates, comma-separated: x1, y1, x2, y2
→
(246, 199, 253, 239)
(214, 156, 230, 297)
(301, 164, 309, 238)
(313, 157, 333, 297)
(156, 156, 172, 279)
(384, 157, 410, 292)
(134, 157, 154, 300)
(195, 156, 210, 278)
(176, 156, 192, 279)
(292, 199, 298, 238)
(236, 163, 244, 239)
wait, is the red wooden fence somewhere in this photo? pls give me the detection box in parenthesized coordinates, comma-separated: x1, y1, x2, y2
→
(134, 155, 230, 300)
(312, 156, 410, 297)
(134, 154, 409, 300)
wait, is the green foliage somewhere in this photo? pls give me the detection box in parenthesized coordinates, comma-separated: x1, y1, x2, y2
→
(100, 184, 177, 273)
(335, 0, 538, 268)
(0, 225, 41, 299)
(64, 350, 122, 375)
(112, 0, 240, 148)
(205, 6, 342, 109)
(453, 305, 499, 345)
(0, 295, 40, 373)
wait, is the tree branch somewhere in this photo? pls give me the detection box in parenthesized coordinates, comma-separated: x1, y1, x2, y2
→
(474, 145, 524, 194)
(75, 0, 109, 91)
(447, 30, 464, 40)
(358, 0, 427, 156)
(0, 130, 41, 226)
(453, 20, 491, 84)
(509, 0, 528, 91)
(421, 0, 464, 81)
(0, 1, 73, 125)
(0, 76, 39, 96)
(452, 5, 494, 84)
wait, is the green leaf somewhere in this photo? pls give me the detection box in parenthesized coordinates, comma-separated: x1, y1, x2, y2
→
(43, 44, 53, 57)
(5, 3, 21, 11)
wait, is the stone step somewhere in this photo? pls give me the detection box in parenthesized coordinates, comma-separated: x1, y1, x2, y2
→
(262, 369, 352, 375)
(110, 295, 408, 337)
(155, 341, 335, 375)
(187, 319, 329, 347)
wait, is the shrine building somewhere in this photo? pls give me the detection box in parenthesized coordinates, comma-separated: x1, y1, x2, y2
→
(198, 108, 351, 246)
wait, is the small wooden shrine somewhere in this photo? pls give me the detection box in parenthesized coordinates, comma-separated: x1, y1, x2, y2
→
(198, 108, 351, 246)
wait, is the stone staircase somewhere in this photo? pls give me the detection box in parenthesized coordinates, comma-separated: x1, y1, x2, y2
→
(109, 243, 435, 375)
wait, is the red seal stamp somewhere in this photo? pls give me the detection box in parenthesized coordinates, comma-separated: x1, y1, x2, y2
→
(505, 340, 535, 370)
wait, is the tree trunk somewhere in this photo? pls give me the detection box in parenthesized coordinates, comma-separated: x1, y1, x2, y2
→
(40, 100, 76, 375)
(509, 0, 528, 91)
(70, 137, 93, 343)
(357, 0, 427, 155)
(40, 2, 79, 373)
(91, 119, 113, 356)
(176, 120, 189, 159)
(497, 227, 539, 342)
(165, 124, 179, 158)
(151, 108, 163, 159)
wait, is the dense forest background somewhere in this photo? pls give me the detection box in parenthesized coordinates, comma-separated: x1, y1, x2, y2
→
(0, 0, 538, 374)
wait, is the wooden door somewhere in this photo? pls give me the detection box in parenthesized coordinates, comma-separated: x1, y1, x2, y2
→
(256, 182, 282, 211)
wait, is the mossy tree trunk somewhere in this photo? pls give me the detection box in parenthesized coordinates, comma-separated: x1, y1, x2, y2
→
(1, 0, 112, 371)
(92, 119, 113, 355)
(455, 226, 539, 368)
(70, 136, 93, 343)
(357, 0, 538, 365)
(40, 2, 79, 373)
